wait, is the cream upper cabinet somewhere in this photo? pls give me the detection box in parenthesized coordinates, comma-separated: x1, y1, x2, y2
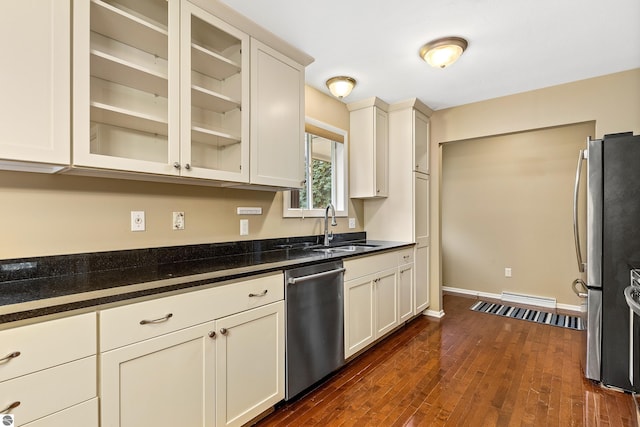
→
(73, 0, 251, 182)
(414, 110, 430, 174)
(180, 1, 249, 182)
(0, 0, 70, 172)
(73, 0, 179, 175)
(347, 97, 389, 198)
(249, 39, 305, 188)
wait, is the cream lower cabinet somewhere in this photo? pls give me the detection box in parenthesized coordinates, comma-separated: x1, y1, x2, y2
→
(344, 251, 401, 359)
(398, 250, 415, 323)
(215, 301, 285, 427)
(99, 273, 285, 427)
(0, 313, 97, 427)
(100, 322, 217, 427)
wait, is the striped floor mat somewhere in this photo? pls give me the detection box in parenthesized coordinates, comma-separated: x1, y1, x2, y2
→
(470, 300, 584, 330)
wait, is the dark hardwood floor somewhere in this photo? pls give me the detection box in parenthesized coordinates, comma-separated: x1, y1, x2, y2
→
(256, 294, 637, 426)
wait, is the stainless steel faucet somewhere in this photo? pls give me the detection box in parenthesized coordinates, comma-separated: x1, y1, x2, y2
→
(324, 203, 337, 246)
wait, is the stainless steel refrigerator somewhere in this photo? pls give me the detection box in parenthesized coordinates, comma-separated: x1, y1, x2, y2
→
(573, 131, 640, 392)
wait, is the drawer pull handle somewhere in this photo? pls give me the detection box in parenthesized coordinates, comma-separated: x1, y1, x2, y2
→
(248, 290, 268, 297)
(0, 351, 20, 364)
(400, 268, 411, 274)
(403, 255, 410, 260)
(0, 401, 20, 414)
(220, 328, 228, 336)
(139, 313, 173, 325)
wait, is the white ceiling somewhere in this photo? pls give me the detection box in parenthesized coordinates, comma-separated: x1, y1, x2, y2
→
(220, 0, 640, 110)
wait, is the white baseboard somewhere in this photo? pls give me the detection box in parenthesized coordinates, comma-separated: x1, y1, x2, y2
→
(501, 291, 556, 309)
(424, 309, 445, 318)
(443, 286, 582, 313)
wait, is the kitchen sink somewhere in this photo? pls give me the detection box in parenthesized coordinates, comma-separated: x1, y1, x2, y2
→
(311, 244, 379, 254)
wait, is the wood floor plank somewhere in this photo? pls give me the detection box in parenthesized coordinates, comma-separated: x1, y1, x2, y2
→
(256, 295, 637, 426)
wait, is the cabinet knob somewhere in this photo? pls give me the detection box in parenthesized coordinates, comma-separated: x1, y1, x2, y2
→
(185, 163, 191, 170)
(173, 162, 181, 169)
(0, 351, 20, 364)
(208, 331, 216, 339)
(220, 328, 228, 336)
(0, 401, 20, 414)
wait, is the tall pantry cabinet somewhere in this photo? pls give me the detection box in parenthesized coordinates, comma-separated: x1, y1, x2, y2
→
(362, 99, 433, 315)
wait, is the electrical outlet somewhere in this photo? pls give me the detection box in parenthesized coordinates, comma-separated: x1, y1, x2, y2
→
(173, 212, 185, 230)
(240, 219, 249, 236)
(348, 218, 356, 229)
(505, 267, 512, 277)
(131, 211, 145, 232)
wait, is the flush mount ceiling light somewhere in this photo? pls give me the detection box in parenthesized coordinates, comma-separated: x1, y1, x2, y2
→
(419, 37, 468, 69)
(326, 76, 357, 99)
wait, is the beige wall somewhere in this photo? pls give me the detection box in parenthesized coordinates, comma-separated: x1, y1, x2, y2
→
(430, 68, 640, 312)
(442, 122, 593, 306)
(0, 85, 361, 259)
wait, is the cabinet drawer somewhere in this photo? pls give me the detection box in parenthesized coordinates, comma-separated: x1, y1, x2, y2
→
(0, 356, 96, 426)
(344, 251, 397, 282)
(23, 398, 98, 427)
(397, 248, 414, 265)
(100, 273, 284, 351)
(0, 313, 96, 383)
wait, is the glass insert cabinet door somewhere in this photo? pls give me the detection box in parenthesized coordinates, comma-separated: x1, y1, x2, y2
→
(73, 0, 249, 182)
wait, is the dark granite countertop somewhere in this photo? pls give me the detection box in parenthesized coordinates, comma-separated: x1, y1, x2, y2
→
(0, 232, 412, 324)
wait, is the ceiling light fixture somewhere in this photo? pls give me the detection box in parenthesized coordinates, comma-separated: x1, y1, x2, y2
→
(419, 37, 468, 69)
(326, 76, 357, 99)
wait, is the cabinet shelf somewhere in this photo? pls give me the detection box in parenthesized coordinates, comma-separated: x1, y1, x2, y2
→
(192, 125, 240, 146)
(191, 43, 240, 81)
(191, 85, 240, 113)
(91, 50, 168, 96)
(90, 102, 168, 136)
(91, 0, 168, 58)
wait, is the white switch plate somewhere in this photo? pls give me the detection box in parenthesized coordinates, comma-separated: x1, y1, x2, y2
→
(240, 219, 249, 235)
(348, 218, 356, 229)
(131, 211, 145, 232)
(173, 212, 185, 230)
(505, 267, 512, 277)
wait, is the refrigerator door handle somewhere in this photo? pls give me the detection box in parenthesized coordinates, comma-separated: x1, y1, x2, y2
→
(573, 149, 586, 273)
(572, 278, 588, 298)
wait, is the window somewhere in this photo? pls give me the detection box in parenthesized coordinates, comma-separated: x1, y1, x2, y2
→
(283, 118, 348, 218)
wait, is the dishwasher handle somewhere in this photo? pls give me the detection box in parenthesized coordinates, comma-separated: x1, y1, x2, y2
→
(287, 267, 346, 285)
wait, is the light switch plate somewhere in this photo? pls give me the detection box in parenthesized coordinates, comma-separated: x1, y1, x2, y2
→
(348, 218, 356, 229)
(240, 219, 249, 235)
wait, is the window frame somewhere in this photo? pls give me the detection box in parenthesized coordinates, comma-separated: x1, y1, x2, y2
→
(282, 117, 349, 218)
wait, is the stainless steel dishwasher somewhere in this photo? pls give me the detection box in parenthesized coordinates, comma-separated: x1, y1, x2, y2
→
(284, 260, 346, 400)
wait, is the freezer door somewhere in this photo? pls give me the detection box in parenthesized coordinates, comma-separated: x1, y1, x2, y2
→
(583, 288, 602, 381)
(586, 137, 602, 289)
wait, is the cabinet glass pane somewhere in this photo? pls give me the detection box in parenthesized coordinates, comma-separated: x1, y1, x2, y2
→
(89, 0, 169, 163)
(188, 14, 243, 173)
